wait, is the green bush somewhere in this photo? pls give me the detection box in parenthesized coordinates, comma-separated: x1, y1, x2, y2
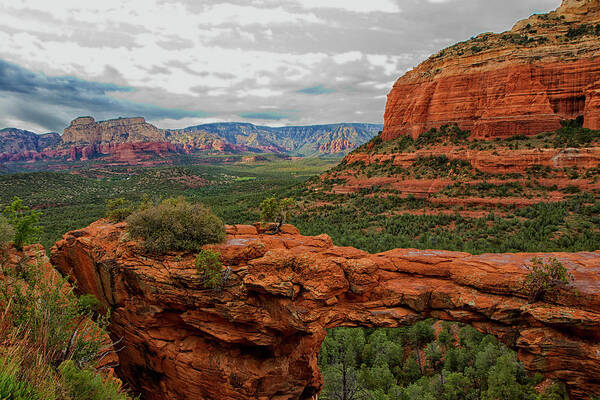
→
(0, 216, 14, 250)
(0, 358, 41, 400)
(195, 249, 223, 289)
(0, 252, 133, 400)
(524, 257, 573, 302)
(0, 256, 107, 369)
(2, 197, 42, 250)
(126, 197, 226, 254)
(59, 360, 130, 400)
(260, 197, 295, 224)
(105, 198, 135, 222)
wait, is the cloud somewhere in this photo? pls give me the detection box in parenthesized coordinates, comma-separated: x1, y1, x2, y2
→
(296, 85, 335, 95)
(238, 112, 291, 120)
(290, 0, 401, 13)
(0, 59, 207, 132)
(0, 0, 561, 132)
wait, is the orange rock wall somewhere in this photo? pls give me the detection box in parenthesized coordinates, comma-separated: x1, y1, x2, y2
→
(51, 221, 600, 400)
(382, 0, 600, 141)
(383, 59, 600, 141)
(343, 146, 600, 174)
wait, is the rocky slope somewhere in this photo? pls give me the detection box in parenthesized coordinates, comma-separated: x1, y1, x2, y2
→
(168, 122, 382, 156)
(314, 123, 600, 215)
(0, 128, 60, 154)
(61, 117, 165, 145)
(0, 118, 381, 165)
(51, 220, 600, 400)
(1, 244, 120, 375)
(383, 0, 600, 141)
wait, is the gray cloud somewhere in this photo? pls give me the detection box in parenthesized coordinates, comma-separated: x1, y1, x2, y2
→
(0, 59, 207, 132)
(0, 0, 560, 131)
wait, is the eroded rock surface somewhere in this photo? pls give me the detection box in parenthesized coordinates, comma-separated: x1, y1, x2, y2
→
(383, 0, 600, 140)
(50, 221, 600, 399)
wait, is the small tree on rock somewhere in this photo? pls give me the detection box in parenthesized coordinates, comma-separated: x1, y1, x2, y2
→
(260, 197, 295, 234)
(524, 256, 573, 302)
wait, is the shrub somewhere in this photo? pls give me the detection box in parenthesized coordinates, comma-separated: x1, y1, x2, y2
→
(0, 255, 107, 368)
(59, 360, 130, 400)
(2, 197, 42, 250)
(0, 252, 132, 399)
(0, 357, 41, 400)
(105, 198, 135, 222)
(260, 197, 295, 224)
(195, 249, 223, 289)
(126, 197, 226, 254)
(0, 216, 14, 250)
(524, 257, 573, 302)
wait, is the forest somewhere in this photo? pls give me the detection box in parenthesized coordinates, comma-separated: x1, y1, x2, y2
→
(0, 148, 596, 398)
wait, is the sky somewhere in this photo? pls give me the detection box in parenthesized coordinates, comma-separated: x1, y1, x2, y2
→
(0, 0, 560, 133)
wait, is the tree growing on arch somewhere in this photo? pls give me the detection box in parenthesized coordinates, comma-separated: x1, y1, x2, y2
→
(260, 197, 295, 234)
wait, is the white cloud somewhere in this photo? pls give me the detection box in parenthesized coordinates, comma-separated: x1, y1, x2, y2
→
(291, 0, 401, 13)
(0, 0, 561, 130)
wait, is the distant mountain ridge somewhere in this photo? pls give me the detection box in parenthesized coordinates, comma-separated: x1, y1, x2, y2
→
(170, 122, 382, 156)
(0, 128, 60, 154)
(0, 117, 382, 163)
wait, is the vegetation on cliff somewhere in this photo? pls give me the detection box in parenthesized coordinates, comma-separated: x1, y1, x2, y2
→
(0, 212, 134, 399)
(125, 197, 226, 254)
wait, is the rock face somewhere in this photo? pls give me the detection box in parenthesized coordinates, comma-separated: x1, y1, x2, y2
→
(51, 221, 600, 400)
(0, 119, 381, 164)
(0, 128, 60, 154)
(62, 116, 165, 144)
(344, 146, 600, 175)
(0, 141, 184, 164)
(383, 0, 600, 141)
(169, 123, 382, 156)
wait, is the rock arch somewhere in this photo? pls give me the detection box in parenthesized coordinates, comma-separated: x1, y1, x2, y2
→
(50, 221, 600, 400)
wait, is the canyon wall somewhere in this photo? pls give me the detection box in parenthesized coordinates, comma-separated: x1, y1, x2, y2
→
(0, 141, 184, 164)
(51, 221, 600, 400)
(62, 116, 165, 144)
(383, 0, 600, 141)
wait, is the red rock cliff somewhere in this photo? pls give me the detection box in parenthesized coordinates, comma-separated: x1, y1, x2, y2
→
(51, 221, 600, 400)
(383, 0, 600, 141)
(62, 116, 166, 144)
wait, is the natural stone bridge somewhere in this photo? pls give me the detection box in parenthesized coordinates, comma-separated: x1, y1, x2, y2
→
(50, 221, 600, 400)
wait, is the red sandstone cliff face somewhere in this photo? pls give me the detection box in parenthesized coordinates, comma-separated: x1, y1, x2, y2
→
(62, 117, 165, 144)
(344, 146, 600, 174)
(0, 141, 184, 164)
(383, 0, 600, 141)
(51, 221, 600, 400)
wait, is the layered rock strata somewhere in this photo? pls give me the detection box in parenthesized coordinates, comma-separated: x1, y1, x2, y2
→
(383, 0, 600, 140)
(51, 221, 600, 400)
(62, 117, 165, 144)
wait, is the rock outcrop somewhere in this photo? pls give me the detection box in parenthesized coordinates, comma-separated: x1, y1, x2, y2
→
(383, 0, 600, 141)
(51, 221, 600, 400)
(344, 146, 600, 175)
(62, 117, 166, 145)
(0, 141, 185, 164)
(0, 128, 60, 154)
(0, 119, 381, 165)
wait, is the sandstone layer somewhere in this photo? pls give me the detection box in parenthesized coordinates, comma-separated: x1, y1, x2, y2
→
(383, 0, 600, 140)
(51, 221, 600, 400)
(0, 141, 186, 164)
(344, 146, 600, 175)
(62, 117, 165, 145)
(0, 119, 380, 165)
